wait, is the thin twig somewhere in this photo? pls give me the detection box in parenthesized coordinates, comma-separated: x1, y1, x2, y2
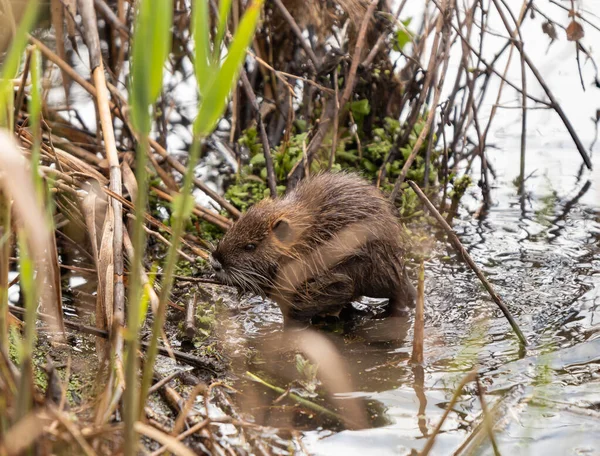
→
(240, 71, 277, 197)
(271, 0, 320, 69)
(328, 68, 339, 170)
(475, 375, 501, 456)
(390, 0, 452, 200)
(421, 370, 478, 455)
(29, 35, 241, 220)
(490, 0, 592, 169)
(184, 293, 197, 341)
(287, 0, 378, 188)
(407, 180, 528, 347)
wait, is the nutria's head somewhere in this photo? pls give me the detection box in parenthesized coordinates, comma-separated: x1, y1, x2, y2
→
(209, 200, 307, 295)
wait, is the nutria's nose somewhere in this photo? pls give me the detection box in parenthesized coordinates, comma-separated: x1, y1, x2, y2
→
(209, 256, 223, 272)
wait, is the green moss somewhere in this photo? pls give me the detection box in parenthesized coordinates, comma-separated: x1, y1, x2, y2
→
(33, 361, 48, 391)
(449, 175, 472, 202)
(226, 114, 441, 219)
(175, 258, 204, 277)
(8, 325, 20, 364)
(188, 298, 220, 344)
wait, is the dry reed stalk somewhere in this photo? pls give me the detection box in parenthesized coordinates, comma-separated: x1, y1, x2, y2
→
(0, 131, 62, 334)
(171, 382, 207, 436)
(29, 36, 240, 223)
(1, 412, 47, 456)
(50, 0, 70, 103)
(76, 0, 124, 358)
(81, 181, 111, 361)
(150, 186, 232, 231)
(134, 422, 196, 456)
(13, 46, 31, 118)
(475, 375, 501, 456)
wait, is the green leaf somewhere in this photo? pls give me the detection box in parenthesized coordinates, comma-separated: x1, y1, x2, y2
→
(171, 193, 195, 220)
(215, 0, 233, 59)
(394, 17, 413, 52)
(250, 153, 266, 167)
(1, 0, 39, 80)
(192, 0, 213, 94)
(350, 99, 370, 116)
(138, 263, 158, 327)
(130, 0, 173, 133)
(362, 159, 377, 172)
(194, 0, 264, 137)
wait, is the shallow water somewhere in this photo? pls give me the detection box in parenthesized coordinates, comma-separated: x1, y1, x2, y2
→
(227, 156, 600, 454)
(221, 4, 600, 454)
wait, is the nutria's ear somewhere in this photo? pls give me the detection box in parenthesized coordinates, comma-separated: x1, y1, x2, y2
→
(271, 218, 294, 243)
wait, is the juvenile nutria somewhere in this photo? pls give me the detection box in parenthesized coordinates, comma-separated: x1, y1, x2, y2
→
(210, 172, 416, 327)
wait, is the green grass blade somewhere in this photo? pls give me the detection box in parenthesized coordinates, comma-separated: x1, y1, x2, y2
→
(192, 0, 212, 92)
(130, 0, 173, 134)
(126, 0, 173, 452)
(194, 0, 263, 136)
(0, 192, 10, 349)
(15, 233, 36, 420)
(0, 0, 39, 129)
(0, 0, 39, 80)
(214, 0, 233, 59)
(29, 48, 43, 202)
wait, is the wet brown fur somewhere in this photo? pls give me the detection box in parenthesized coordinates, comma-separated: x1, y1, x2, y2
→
(211, 172, 416, 327)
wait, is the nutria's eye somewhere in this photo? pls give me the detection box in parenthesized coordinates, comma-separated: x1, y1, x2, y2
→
(244, 243, 256, 251)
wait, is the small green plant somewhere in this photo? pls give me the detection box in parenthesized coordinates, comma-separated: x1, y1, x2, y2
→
(295, 354, 320, 394)
(393, 17, 414, 52)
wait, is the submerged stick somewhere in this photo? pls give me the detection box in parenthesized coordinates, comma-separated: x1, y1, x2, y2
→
(407, 181, 528, 347)
(245, 371, 348, 424)
(411, 262, 425, 364)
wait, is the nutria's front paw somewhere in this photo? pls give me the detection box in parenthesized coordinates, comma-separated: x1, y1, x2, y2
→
(282, 313, 311, 331)
(390, 306, 411, 317)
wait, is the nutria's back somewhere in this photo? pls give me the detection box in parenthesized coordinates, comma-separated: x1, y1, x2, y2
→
(284, 172, 403, 247)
